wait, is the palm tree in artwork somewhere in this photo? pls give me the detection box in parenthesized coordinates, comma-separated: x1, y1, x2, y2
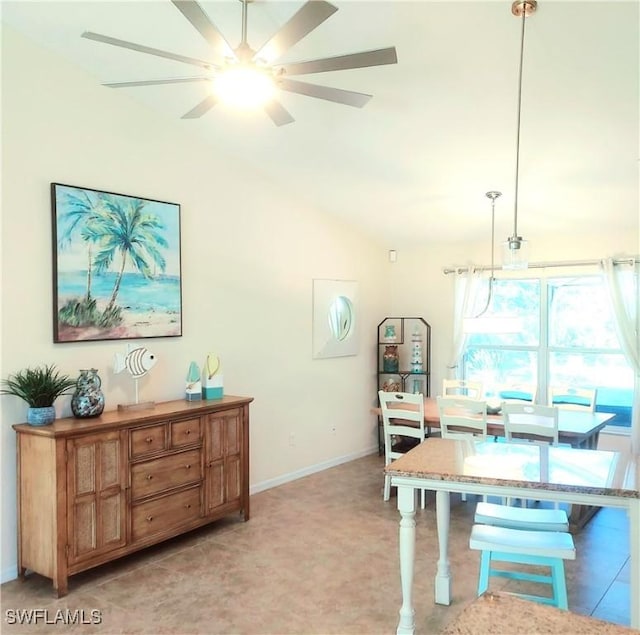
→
(57, 189, 105, 302)
(88, 196, 168, 315)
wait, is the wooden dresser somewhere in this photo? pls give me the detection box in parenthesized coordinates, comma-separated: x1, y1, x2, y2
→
(12, 395, 253, 596)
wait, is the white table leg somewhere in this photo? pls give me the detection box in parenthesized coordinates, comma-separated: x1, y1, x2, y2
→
(629, 497, 639, 630)
(396, 485, 417, 635)
(435, 489, 451, 605)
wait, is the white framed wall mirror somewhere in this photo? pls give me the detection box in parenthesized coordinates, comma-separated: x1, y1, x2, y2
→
(312, 279, 358, 359)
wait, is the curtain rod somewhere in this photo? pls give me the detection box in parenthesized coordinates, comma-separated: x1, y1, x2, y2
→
(442, 257, 638, 275)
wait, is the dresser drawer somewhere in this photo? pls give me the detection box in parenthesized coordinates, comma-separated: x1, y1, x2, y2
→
(130, 424, 167, 458)
(131, 449, 202, 500)
(171, 417, 202, 448)
(132, 486, 202, 542)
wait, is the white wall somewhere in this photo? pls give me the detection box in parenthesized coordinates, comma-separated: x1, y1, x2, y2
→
(0, 27, 389, 581)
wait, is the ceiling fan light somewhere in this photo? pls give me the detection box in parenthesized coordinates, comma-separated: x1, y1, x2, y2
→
(502, 236, 529, 270)
(212, 66, 275, 109)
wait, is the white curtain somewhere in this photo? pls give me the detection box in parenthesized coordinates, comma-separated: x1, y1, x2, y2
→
(600, 257, 640, 482)
(447, 266, 484, 377)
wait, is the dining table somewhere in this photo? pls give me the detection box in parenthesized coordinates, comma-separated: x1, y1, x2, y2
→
(373, 397, 615, 451)
(384, 437, 640, 634)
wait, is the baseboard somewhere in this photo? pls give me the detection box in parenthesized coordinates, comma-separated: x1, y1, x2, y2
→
(1, 564, 18, 584)
(249, 445, 378, 495)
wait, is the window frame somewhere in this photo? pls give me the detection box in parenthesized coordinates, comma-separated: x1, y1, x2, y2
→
(462, 268, 634, 428)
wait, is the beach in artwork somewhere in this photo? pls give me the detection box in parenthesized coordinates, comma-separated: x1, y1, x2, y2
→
(56, 271, 181, 342)
(53, 184, 181, 343)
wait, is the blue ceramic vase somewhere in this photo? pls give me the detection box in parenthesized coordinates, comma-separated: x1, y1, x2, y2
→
(71, 369, 105, 418)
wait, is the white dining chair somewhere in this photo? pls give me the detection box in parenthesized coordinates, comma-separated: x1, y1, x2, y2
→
(379, 391, 427, 509)
(437, 396, 488, 439)
(502, 402, 559, 445)
(502, 402, 560, 508)
(442, 379, 483, 400)
(437, 396, 487, 502)
(548, 386, 597, 412)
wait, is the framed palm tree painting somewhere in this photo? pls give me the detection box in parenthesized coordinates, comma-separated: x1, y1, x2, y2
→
(51, 183, 182, 343)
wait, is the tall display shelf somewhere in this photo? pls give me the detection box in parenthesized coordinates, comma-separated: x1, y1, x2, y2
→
(376, 317, 431, 454)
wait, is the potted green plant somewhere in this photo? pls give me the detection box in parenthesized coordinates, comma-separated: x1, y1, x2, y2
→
(1, 364, 76, 426)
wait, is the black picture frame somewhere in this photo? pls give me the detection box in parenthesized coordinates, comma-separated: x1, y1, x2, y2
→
(51, 183, 182, 343)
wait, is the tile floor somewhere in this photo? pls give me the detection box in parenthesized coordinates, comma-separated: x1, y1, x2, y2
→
(1, 453, 632, 634)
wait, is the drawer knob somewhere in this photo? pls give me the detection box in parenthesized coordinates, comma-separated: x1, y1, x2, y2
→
(145, 437, 153, 444)
(185, 504, 192, 509)
(146, 474, 153, 480)
(185, 429, 191, 435)
(146, 516, 153, 522)
(185, 464, 191, 469)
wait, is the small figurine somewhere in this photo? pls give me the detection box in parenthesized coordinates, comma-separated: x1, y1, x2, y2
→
(202, 352, 224, 400)
(383, 324, 397, 342)
(382, 378, 401, 392)
(410, 326, 423, 373)
(383, 345, 399, 372)
(186, 362, 202, 401)
(113, 343, 157, 409)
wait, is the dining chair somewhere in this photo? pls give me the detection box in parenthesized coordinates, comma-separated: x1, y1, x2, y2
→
(442, 379, 483, 400)
(502, 402, 559, 508)
(502, 402, 559, 444)
(378, 391, 427, 509)
(436, 396, 488, 439)
(548, 386, 597, 412)
(469, 524, 576, 609)
(437, 396, 487, 502)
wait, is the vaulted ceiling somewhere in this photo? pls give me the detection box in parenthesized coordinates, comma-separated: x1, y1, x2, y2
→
(2, 1, 638, 247)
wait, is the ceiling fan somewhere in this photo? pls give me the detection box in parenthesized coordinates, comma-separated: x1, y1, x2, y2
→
(82, 0, 398, 126)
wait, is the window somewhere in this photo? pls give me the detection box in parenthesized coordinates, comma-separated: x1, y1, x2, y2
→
(463, 274, 635, 427)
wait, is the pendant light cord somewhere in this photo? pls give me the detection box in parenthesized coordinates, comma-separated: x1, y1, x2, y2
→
(512, 3, 529, 243)
(472, 191, 501, 318)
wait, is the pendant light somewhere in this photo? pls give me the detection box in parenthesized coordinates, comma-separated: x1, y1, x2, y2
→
(503, 0, 536, 270)
(463, 191, 524, 334)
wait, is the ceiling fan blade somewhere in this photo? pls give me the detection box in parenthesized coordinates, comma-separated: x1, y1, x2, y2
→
(171, 0, 235, 59)
(82, 32, 214, 70)
(104, 77, 210, 88)
(263, 100, 295, 127)
(278, 78, 371, 108)
(181, 95, 218, 119)
(254, 1, 338, 63)
(278, 47, 398, 76)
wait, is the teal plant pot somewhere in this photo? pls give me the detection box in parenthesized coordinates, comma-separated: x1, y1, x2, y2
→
(27, 406, 56, 426)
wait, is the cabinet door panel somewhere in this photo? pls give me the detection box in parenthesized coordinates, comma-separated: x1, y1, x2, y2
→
(74, 499, 97, 556)
(226, 415, 241, 456)
(226, 455, 241, 503)
(74, 444, 96, 495)
(206, 461, 225, 511)
(67, 431, 126, 565)
(204, 409, 243, 514)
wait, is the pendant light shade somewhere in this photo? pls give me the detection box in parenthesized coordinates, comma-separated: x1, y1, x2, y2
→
(502, 235, 530, 270)
(502, 0, 536, 271)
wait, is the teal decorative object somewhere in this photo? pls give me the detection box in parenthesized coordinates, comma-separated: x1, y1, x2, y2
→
(383, 345, 399, 372)
(202, 353, 224, 400)
(186, 361, 202, 401)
